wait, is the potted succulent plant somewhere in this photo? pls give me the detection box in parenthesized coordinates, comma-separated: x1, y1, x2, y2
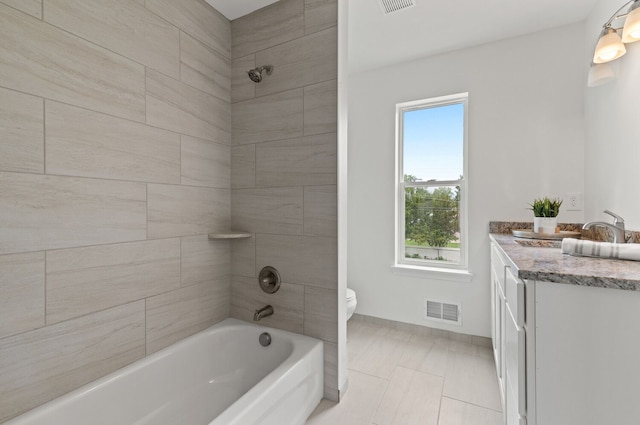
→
(530, 197, 562, 233)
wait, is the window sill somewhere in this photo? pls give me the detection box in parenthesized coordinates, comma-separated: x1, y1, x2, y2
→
(391, 264, 474, 282)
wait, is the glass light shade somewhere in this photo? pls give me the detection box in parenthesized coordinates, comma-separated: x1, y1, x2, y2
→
(622, 4, 640, 43)
(587, 62, 616, 87)
(593, 28, 626, 63)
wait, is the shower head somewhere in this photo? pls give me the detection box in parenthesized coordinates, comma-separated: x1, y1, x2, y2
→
(247, 65, 273, 83)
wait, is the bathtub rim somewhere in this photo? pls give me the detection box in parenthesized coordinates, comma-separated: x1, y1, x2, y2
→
(4, 318, 324, 425)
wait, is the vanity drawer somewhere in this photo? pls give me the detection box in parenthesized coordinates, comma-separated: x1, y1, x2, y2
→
(506, 266, 525, 327)
(491, 244, 508, 295)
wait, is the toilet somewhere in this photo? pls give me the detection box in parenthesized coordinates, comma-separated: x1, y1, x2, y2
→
(346, 288, 357, 320)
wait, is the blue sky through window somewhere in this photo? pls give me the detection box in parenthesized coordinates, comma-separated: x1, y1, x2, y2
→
(403, 103, 464, 181)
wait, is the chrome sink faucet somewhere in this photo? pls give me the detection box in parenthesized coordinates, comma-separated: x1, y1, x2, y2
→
(582, 210, 626, 243)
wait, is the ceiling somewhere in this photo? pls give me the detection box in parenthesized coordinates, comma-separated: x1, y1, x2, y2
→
(206, 0, 600, 73)
(348, 0, 599, 73)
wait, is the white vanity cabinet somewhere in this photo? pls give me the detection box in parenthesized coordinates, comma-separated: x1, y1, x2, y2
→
(491, 235, 640, 425)
(534, 281, 640, 425)
(490, 241, 532, 425)
(490, 244, 506, 405)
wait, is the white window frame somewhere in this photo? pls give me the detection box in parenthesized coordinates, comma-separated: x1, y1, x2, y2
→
(393, 93, 470, 277)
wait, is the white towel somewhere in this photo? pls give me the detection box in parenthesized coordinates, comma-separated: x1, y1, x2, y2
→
(561, 238, 640, 262)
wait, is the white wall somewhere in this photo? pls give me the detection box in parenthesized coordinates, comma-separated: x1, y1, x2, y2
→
(585, 0, 640, 230)
(348, 23, 586, 337)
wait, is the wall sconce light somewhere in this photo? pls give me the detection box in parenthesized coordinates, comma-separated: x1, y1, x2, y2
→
(587, 62, 616, 87)
(592, 0, 640, 64)
(588, 0, 640, 87)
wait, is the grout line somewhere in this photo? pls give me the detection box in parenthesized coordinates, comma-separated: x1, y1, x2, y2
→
(179, 236, 183, 287)
(232, 77, 338, 105)
(42, 98, 46, 174)
(145, 183, 149, 240)
(43, 250, 47, 325)
(440, 395, 503, 413)
(1, 167, 231, 190)
(144, 298, 148, 357)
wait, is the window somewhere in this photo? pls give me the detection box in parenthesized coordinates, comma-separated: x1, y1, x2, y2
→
(395, 93, 468, 272)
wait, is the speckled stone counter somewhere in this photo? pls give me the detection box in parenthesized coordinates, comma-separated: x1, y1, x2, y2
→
(490, 233, 640, 291)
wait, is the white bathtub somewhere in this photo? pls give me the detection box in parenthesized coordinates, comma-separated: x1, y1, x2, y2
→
(6, 318, 324, 425)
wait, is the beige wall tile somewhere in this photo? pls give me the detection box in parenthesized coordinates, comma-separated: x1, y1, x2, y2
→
(0, 0, 41, 19)
(231, 54, 255, 103)
(256, 234, 337, 289)
(180, 31, 230, 102)
(231, 0, 304, 59)
(0, 87, 43, 174)
(231, 144, 255, 189)
(230, 275, 304, 333)
(46, 101, 181, 184)
(180, 135, 230, 188)
(147, 183, 230, 239)
(305, 0, 337, 35)
(46, 239, 181, 324)
(0, 252, 44, 339)
(304, 79, 337, 136)
(181, 235, 230, 286)
(0, 172, 146, 255)
(146, 69, 230, 141)
(0, 5, 145, 121)
(232, 88, 303, 145)
(232, 187, 304, 235)
(304, 185, 337, 237)
(145, 0, 230, 58)
(146, 277, 230, 353)
(304, 285, 338, 343)
(255, 133, 337, 187)
(231, 236, 255, 278)
(44, 0, 180, 78)
(255, 27, 338, 97)
(0, 301, 145, 423)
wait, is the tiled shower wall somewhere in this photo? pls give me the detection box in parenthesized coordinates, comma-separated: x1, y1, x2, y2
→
(228, 0, 339, 400)
(0, 0, 232, 421)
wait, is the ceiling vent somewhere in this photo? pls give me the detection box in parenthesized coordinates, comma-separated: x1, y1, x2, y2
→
(378, 0, 415, 14)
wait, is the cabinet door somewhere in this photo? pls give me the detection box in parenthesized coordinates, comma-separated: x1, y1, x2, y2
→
(490, 268, 498, 369)
(505, 301, 526, 425)
(491, 266, 506, 410)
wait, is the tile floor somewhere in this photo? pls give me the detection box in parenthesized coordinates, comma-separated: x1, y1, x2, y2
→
(306, 316, 503, 425)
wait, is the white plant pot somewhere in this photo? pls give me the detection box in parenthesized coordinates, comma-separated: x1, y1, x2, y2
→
(533, 217, 557, 234)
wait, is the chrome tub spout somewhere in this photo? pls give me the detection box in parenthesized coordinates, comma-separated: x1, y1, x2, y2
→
(254, 305, 274, 321)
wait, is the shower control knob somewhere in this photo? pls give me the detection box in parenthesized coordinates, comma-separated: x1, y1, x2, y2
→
(258, 266, 281, 294)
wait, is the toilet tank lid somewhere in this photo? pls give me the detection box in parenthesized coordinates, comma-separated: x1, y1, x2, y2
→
(346, 288, 356, 300)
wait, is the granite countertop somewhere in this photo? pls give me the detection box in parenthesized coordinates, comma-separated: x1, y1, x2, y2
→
(490, 232, 640, 291)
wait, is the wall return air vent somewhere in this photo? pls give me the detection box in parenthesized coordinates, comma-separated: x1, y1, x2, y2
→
(378, 0, 415, 15)
(424, 299, 462, 326)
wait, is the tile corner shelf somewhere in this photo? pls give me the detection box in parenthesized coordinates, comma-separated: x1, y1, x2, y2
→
(208, 232, 252, 240)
